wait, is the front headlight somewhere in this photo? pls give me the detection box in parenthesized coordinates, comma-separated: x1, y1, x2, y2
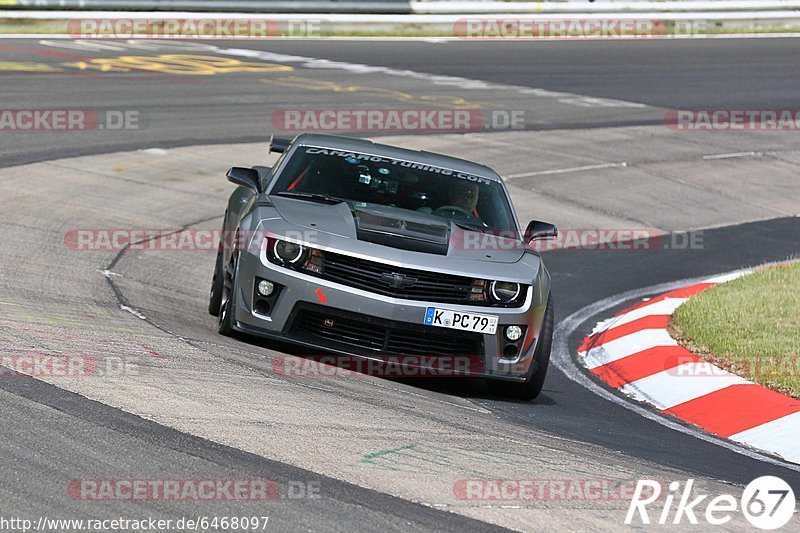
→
(272, 239, 307, 265)
(490, 280, 521, 303)
(266, 238, 322, 273)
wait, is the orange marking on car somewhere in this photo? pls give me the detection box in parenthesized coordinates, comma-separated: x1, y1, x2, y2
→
(315, 288, 327, 304)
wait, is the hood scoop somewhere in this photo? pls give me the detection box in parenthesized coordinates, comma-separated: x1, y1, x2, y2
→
(354, 210, 449, 255)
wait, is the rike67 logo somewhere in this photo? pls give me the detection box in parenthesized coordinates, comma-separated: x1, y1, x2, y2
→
(626, 476, 796, 530)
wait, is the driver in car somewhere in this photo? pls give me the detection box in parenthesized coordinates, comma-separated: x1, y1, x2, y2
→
(445, 180, 480, 215)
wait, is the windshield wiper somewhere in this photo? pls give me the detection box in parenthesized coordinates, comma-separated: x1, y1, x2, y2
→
(275, 191, 349, 204)
(452, 221, 488, 233)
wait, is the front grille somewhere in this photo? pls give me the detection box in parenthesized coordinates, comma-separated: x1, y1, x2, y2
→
(289, 305, 484, 357)
(319, 250, 477, 303)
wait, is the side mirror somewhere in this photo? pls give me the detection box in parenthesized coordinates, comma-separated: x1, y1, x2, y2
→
(525, 220, 558, 244)
(269, 134, 291, 154)
(227, 167, 261, 194)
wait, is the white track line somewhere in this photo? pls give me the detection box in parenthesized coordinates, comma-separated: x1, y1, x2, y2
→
(216, 46, 646, 108)
(702, 151, 764, 160)
(506, 162, 628, 179)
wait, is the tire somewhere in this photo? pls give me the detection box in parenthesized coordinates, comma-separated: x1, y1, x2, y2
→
(208, 240, 225, 316)
(492, 296, 554, 401)
(217, 252, 238, 337)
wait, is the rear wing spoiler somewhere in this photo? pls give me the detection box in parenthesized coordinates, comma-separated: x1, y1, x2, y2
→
(269, 135, 292, 154)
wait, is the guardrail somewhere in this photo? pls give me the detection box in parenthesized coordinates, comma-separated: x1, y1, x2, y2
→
(2, 0, 798, 37)
(1, 1, 413, 14)
(414, 1, 800, 14)
(3, 0, 800, 14)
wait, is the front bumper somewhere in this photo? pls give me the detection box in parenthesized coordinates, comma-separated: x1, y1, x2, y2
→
(230, 248, 549, 381)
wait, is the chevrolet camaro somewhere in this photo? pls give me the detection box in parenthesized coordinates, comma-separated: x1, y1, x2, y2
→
(209, 133, 557, 399)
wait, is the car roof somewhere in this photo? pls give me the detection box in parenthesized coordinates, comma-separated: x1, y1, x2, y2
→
(292, 133, 503, 183)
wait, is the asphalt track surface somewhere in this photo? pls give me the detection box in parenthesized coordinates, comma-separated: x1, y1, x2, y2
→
(1, 37, 800, 531)
(4, 38, 800, 167)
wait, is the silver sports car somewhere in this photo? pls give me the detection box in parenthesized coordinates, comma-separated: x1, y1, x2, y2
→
(209, 133, 556, 400)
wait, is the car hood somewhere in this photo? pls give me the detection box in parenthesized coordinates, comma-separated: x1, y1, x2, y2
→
(270, 196, 525, 264)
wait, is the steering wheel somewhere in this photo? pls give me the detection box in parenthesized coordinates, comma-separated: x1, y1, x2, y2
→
(433, 205, 473, 218)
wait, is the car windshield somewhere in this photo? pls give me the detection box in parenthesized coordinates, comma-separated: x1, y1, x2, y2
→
(270, 145, 518, 233)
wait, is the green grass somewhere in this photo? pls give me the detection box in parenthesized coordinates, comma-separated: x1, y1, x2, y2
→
(671, 262, 800, 398)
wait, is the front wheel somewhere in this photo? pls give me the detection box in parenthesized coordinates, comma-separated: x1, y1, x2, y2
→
(490, 296, 554, 401)
(208, 240, 225, 316)
(217, 252, 238, 337)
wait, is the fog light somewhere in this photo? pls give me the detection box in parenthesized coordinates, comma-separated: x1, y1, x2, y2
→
(505, 325, 523, 342)
(257, 279, 275, 296)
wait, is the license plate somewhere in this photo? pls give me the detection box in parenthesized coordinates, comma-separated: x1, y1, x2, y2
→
(423, 307, 498, 334)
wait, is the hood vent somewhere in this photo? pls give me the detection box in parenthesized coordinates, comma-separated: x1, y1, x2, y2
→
(354, 210, 449, 255)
